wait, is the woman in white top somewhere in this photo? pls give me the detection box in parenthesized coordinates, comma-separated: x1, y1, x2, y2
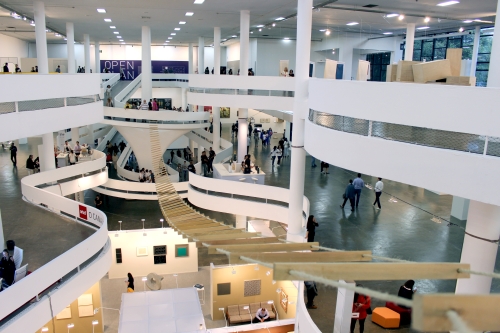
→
(112, 152, 118, 170)
(68, 150, 76, 165)
(276, 147, 283, 166)
(284, 140, 290, 158)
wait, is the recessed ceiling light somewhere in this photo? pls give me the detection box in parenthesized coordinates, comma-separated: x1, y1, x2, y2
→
(325, 30, 331, 35)
(110, 26, 116, 29)
(250, 31, 253, 34)
(121, 42, 125, 44)
(463, 20, 473, 23)
(319, 29, 326, 32)
(437, 1, 459, 6)
(284, 37, 289, 40)
(194, 0, 205, 3)
(257, 25, 264, 28)
(174, 27, 180, 30)
(386, 13, 399, 18)
(168, 37, 172, 39)
(424, 17, 430, 23)
(222, 39, 227, 41)
(346, 22, 359, 26)
(179, 21, 186, 24)
(104, 18, 112, 22)
(171, 33, 176, 35)
(114, 32, 119, 34)
(417, 26, 430, 30)
(97, 9, 106, 13)
(259, 28, 262, 31)
(186, 12, 194, 16)
(459, 27, 464, 32)
(30, 21, 35, 26)
(232, 35, 237, 37)
(272, 23, 276, 27)
(119, 39, 123, 41)
(117, 36, 121, 38)
(398, 14, 405, 20)
(166, 41, 170, 42)
(276, 17, 285, 21)
(383, 32, 393, 35)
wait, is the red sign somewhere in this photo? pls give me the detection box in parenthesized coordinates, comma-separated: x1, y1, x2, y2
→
(79, 205, 88, 220)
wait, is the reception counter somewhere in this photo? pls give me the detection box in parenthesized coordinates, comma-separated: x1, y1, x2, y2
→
(212, 163, 265, 184)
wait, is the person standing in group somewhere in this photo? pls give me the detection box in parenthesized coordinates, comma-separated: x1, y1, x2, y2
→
(74, 141, 82, 162)
(126, 272, 134, 292)
(140, 99, 149, 110)
(208, 147, 216, 174)
(112, 152, 118, 170)
(341, 180, 356, 212)
(248, 123, 252, 137)
(352, 173, 365, 208)
(188, 161, 196, 174)
(26, 155, 36, 175)
(3, 63, 8, 72)
(152, 98, 158, 111)
(284, 139, 290, 158)
(15, 64, 21, 72)
(95, 195, 103, 209)
(305, 215, 319, 242)
(182, 161, 188, 182)
(321, 161, 329, 174)
(148, 99, 153, 110)
(201, 151, 209, 176)
(9, 142, 17, 166)
(247, 136, 250, 154)
(276, 146, 283, 166)
(269, 146, 277, 166)
(170, 150, 175, 163)
(373, 177, 384, 209)
(351, 291, 371, 333)
(55, 65, 61, 73)
(68, 150, 76, 165)
(304, 281, 318, 309)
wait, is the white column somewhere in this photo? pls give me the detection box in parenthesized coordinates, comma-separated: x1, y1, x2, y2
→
(66, 22, 75, 74)
(75, 191, 85, 203)
(456, 200, 500, 294)
(198, 37, 205, 74)
(181, 88, 187, 110)
(235, 215, 247, 229)
(34, 1, 49, 74)
(188, 43, 194, 74)
(71, 127, 79, 145)
(404, 23, 415, 61)
(40, 132, 55, 172)
(487, 1, 500, 87)
(0, 210, 4, 256)
(451, 196, 470, 221)
(213, 27, 221, 150)
(470, 26, 481, 76)
(86, 125, 95, 144)
(95, 41, 100, 74)
(83, 34, 90, 73)
(287, 0, 312, 238)
(141, 26, 152, 102)
(189, 140, 195, 161)
(237, 10, 250, 162)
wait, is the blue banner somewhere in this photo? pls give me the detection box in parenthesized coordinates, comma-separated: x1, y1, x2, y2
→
(100, 60, 189, 80)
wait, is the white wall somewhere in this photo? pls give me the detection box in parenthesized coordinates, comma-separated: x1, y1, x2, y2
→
(108, 228, 198, 279)
(28, 43, 87, 69)
(0, 33, 29, 66)
(256, 39, 296, 76)
(226, 41, 240, 62)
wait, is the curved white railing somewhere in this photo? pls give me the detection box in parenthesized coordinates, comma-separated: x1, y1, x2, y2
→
(93, 178, 189, 200)
(0, 151, 111, 333)
(96, 126, 118, 151)
(188, 172, 309, 227)
(187, 75, 295, 110)
(100, 73, 120, 89)
(296, 283, 321, 333)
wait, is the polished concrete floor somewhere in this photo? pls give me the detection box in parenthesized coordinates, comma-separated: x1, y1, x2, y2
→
(2, 123, 500, 333)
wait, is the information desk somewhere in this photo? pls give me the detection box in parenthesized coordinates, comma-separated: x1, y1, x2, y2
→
(212, 163, 265, 184)
(56, 153, 68, 167)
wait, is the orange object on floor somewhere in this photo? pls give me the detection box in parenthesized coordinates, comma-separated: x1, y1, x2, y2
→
(372, 307, 400, 328)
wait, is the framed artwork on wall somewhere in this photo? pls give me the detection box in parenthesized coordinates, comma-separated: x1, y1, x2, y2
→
(153, 245, 167, 264)
(244, 280, 261, 297)
(136, 247, 148, 257)
(280, 289, 288, 313)
(56, 306, 72, 320)
(217, 283, 231, 296)
(175, 244, 189, 257)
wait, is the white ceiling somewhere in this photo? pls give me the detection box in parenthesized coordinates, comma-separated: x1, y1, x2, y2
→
(0, 0, 497, 45)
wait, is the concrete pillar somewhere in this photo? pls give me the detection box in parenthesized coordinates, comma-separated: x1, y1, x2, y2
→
(95, 41, 100, 74)
(213, 27, 221, 150)
(0, 210, 4, 255)
(141, 26, 152, 102)
(235, 215, 247, 230)
(40, 132, 56, 172)
(66, 22, 75, 74)
(75, 191, 85, 203)
(181, 88, 187, 110)
(471, 26, 481, 76)
(188, 43, 194, 74)
(287, 0, 312, 238)
(487, 0, 500, 87)
(404, 23, 415, 61)
(189, 139, 195, 161)
(71, 127, 79, 145)
(86, 125, 95, 144)
(237, 10, 250, 162)
(198, 37, 205, 74)
(34, 1, 49, 74)
(198, 145, 203, 164)
(451, 196, 470, 221)
(456, 200, 500, 294)
(84, 34, 90, 73)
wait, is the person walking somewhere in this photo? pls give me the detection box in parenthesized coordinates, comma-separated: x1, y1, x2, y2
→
(341, 180, 356, 212)
(126, 272, 135, 292)
(170, 150, 175, 163)
(9, 142, 17, 166)
(351, 291, 371, 333)
(352, 173, 365, 208)
(112, 152, 118, 170)
(276, 146, 283, 166)
(304, 281, 318, 309)
(152, 98, 158, 111)
(311, 156, 317, 168)
(269, 146, 277, 166)
(305, 215, 319, 242)
(321, 161, 329, 174)
(74, 141, 82, 162)
(95, 195, 103, 209)
(201, 151, 209, 176)
(247, 136, 250, 154)
(26, 155, 36, 174)
(182, 161, 188, 182)
(373, 177, 384, 209)
(140, 99, 149, 110)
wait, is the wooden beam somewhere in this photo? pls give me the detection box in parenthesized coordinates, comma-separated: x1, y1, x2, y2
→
(177, 226, 232, 234)
(176, 222, 222, 230)
(192, 233, 261, 242)
(273, 262, 470, 281)
(227, 251, 372, 265)
(207, 242, 320, 255)
(412, 294, 500, 332)
(196, 237, 282, 248)
(186, 229, 246, 237)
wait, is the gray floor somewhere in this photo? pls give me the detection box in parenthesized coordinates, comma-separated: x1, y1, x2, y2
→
(2, 123, 499, 333)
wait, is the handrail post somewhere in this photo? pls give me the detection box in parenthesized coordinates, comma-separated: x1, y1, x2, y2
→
(368, 121, 373, 137)
(483, 136, 489, 155)
(14, 101, 19, 112)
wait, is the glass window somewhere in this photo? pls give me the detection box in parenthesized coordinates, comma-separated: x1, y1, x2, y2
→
(433, 48, 446, 60)
(462, 34, 474, 46)
(479, 36, 493, 53)
(413, 49, 422, 61)
(435, 38, 447, 48)
(462, 47, 473, 60)
(477, 53, 491, 62)
(476, 63, 490, 70)
(414, 40, 422, 50)
(448, 38, 462, 48)
(422, 41, 433, 57)
(422, 56, 432, 62)
(475, 71, 488, 87)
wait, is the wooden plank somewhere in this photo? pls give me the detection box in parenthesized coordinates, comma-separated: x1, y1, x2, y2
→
(172, 218, 209, 225)
(207, 242, 320, 255)
(197, 237, 282, 248)
(273, 262, 470, 281)
(178, 226, 232, 234)
(193, 233, 261, 242)
(228, 251, 372, 265)
(412, 60, 452, 83)
(396, 61, 420, 82)
(446, 48, 462, 76)
(386, 64, 398, 82)
(175, 222, 220, 230)
(445, 76, 476, 86)
(412, 294, 500, 332)
(186, 229, 245, 237)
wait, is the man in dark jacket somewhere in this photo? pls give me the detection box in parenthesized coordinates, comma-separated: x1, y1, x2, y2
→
(26, 155, 36, 174)
(305, 281, 318, 309)
(9, 142, 17, 166)
(340, 179, 356, 211)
